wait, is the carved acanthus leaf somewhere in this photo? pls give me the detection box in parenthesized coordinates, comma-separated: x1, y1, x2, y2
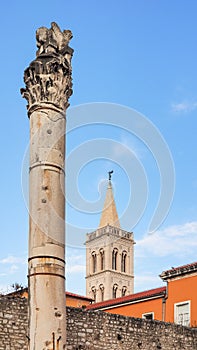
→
(21, 22, 73, 114)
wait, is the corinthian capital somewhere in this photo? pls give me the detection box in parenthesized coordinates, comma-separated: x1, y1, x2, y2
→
(21, 22, 73, 115)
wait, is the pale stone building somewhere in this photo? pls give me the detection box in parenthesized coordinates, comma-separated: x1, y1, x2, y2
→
(86, 174, 135, 302)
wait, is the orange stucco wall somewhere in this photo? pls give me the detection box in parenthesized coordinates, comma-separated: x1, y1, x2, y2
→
(104, 297, 164, 321)
(66, 296, 91, 308)
(11, 290, 92, 309)
(103, 275, 197, 326)
(165, 274, 197, 327)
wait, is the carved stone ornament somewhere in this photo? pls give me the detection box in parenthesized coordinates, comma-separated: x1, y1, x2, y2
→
(21, 22, 73, 115)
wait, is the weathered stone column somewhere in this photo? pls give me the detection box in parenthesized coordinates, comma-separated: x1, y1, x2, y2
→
(21, 22, 73, 350)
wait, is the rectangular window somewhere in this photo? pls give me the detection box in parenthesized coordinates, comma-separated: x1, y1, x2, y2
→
(142, 312, 154, 320)
(174, 301, 190, 327)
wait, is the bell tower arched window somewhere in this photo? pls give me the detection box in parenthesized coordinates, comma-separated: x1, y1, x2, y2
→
(91, 286, 96, 302)
(112, 248, 118, 270)
(100, 248, 104, 270)
(112, 284, 118, 299)
(121, 251, 127, 272)
(92, 251, 97, 273)
(99, 284, 104, 301)
(122, 286, 127, 297)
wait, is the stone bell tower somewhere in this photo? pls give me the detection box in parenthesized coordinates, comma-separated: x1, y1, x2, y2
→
(86, 171, 135, 302)
(21, 22, 73, 350)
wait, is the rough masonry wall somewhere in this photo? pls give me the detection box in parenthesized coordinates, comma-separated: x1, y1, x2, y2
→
(0, 296, 28, 350)
(0, 296, 197, 350)
(67, 307, 197, 350)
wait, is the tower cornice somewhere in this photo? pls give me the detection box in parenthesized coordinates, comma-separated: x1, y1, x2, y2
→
(86, 225, 134, 243)
(85, 270, 134, 279)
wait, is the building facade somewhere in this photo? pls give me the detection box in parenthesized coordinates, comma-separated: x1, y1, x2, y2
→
(160, 262, 197, 327)
(85, 176, 135, 302)
(6, 288, 93, 308)
(87, 261, 197, 328)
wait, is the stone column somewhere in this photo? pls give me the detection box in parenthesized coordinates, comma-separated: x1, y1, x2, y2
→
(21, 22, 73, 350)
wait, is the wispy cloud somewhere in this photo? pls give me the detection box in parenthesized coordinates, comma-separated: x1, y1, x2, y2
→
(0, 254, 28, 292)
(0, 255, 26, 264)
(66, 264, 86, 273)
(66, 252, 86, 274)
(0, 284, 13, 294)
(112, 135, 143, 160)
(135, 274, 160, 285)
(10, 265, 19, 274)
(136, 221, 197, 258)
(0, 255, 27, 278)
(171, 101, 197, 113)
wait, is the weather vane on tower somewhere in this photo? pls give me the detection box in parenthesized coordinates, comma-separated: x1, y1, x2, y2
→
(108, 170, 113, 181)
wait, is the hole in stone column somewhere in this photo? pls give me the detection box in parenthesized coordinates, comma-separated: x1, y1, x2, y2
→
(55, 311, 63, 319)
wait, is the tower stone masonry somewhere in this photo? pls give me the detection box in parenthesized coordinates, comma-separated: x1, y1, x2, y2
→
(21, 22, 73, 350)
(86, 174, 135, 302)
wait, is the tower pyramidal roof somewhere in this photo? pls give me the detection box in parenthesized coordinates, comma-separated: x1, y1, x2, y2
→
(99, 171, 120, 228)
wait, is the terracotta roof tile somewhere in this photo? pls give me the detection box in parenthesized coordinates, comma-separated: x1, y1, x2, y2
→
(87, 286, 166, 310)
(160, 261, 197, 280)
(66, 291, 93, 301)
(6, 288, 93, 302)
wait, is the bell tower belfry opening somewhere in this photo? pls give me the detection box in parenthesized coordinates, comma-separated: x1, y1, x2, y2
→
(85, 172, 135, 302)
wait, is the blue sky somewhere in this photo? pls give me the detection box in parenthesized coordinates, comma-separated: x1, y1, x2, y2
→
(0, 0, 197, 296)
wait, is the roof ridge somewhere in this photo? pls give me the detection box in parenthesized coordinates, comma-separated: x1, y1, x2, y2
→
(87, 286, 166, 310)
(160, 261, 197, 280)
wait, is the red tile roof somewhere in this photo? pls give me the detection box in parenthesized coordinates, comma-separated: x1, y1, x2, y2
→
(160, 261, 197, 281)
(86, 286, 166, 310)
(6, 288, 93, 302)
(66, 291, 93, 301)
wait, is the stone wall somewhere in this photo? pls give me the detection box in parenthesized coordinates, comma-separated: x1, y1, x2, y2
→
(1, 296, 197, 350)
(0, 296, 28, 350)
(67, 307, 197, 350)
